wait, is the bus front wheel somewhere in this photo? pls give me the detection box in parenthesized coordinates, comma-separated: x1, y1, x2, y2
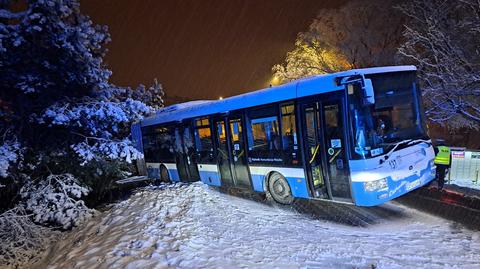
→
(267, 172, 294, 205)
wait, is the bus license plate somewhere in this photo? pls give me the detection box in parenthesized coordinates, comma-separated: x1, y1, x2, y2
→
(406, 179, 421, 191)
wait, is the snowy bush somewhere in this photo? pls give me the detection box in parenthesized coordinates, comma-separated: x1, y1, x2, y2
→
(40, 98, 152, 139)
(0, 206, 57, 268)
(0, 140, 21, 179)
(72, 139, 143, 165)
(38, 96, 151, 165)
(20, 174, 94, 230)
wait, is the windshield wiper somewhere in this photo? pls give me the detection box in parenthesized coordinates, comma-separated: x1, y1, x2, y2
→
(407, 138, 432, 147)
(379, 139, 413, 164)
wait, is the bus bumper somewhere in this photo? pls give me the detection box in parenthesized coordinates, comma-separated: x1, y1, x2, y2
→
(352, 162, 436, 207)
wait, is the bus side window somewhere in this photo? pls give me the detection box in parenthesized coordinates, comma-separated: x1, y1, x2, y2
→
(281, 104, 297, 150)
(249, 116, 279, 152)
(141, 132, 154, 162)
(281, 104, 299, 165)
(247, 104, 281, 164)
(142, 125, 175, 163)
(194, 118, 214, 163)
(156, 126, 175, 162)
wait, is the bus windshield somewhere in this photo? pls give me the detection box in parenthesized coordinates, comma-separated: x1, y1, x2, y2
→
(348, 71, 427, 159)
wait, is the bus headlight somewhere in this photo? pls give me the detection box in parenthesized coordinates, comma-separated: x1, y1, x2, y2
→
(364, 178, 388, 192)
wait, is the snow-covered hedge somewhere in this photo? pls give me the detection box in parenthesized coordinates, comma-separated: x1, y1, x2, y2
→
(20, 174, 94, 230)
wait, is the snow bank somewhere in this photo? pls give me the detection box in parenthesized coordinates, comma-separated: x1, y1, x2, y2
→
(34, 183, 480, 269)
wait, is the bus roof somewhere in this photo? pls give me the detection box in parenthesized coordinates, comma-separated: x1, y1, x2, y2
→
(140, 65, 416, 127)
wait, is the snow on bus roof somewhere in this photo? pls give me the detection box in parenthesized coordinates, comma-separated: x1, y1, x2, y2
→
(140, 65, 416, 127)
(156, 100, 214, 114)
(332, 65, 416, 77)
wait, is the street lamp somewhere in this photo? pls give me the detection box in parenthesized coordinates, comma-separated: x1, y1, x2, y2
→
(270, 76, 280, 87)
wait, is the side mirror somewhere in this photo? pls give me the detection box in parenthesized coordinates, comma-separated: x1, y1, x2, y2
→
(363, 79, 375, 105)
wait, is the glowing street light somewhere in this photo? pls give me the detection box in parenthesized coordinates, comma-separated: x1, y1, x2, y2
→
(270, 75, 280, 87)
(219, 96, 223, 100)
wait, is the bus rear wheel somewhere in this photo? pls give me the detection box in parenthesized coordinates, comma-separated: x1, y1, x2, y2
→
(268, 172, 294, 205)
(160, 165, 171, 183)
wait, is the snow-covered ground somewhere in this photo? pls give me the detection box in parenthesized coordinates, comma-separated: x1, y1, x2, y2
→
(33, 183, 480, 269)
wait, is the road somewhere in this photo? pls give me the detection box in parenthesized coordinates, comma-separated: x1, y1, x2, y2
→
(35, 183, 480, 269)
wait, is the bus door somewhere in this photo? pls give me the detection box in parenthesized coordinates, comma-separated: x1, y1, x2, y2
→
(174, 124, 200, 182)
(174, 126, 189, 181)
(227, 115, 251, 188)
(214, 118, 234, 186)
(213, 116, 251, 188)
(300, 95, 352, 202)
(181, 124, 200, 181)
(300, 102, 331, 199)
(320, 98, 352, 202)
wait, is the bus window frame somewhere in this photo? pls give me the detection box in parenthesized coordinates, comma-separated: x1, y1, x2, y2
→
(279, 102, 301, 167)
(141, 123, 176, 163)
(246, 104, 281, 166)
(193, 116, 216, 164)
(244, 102, 303, 167)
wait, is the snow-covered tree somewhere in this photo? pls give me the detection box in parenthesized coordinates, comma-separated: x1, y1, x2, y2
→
(397, 0, 480, 129)
(99, 78, 165, 110)
(0, 0, 112, 179)
(0, 0, 111, 125)
(0, 137, 21, 180)
(0, 1, 165, 265)
(272, 37, 352, 83)
(38, 94, 152, 165)
(273, 0, 403, 83)
(0, 0, 164, 214)
(0, 0, 162, 176)
(134, 79, 165, 110)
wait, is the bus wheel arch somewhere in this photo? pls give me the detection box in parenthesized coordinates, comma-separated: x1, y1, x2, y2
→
(160, 164, 171, 183)
(266, 171, 294, 205)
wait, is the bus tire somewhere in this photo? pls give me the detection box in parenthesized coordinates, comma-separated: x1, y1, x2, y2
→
(160, 165, 171, 183)
(267, 172, 294, 205)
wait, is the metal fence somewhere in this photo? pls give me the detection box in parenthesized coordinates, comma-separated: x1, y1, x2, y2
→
(448, 149, 480, 189)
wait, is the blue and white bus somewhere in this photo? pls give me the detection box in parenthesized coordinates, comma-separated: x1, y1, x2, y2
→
(131, 66, 436, 206)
